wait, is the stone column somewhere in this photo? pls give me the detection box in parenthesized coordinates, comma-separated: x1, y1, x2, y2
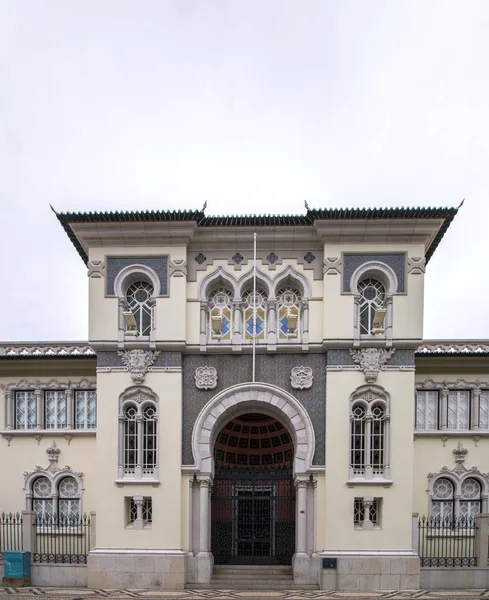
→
(384, 416, 391, 479)
(364, 416, 373, 479)
(197, 478, 212, 553)
(362, 497, 374, 531)
(35, 389, 42, 429)
(66, 389, 73, 429)
(118, 415, 125, 479)
(440, 388, 449, 429)
(411, 513, 419, 554)
(352, 295, 361, 346)
(267, 299, 277, 348)
(200, 302, 208, 348)
(136, 415, 143, 479)
(385, 294, 394, 345)
(6, 390, 13, 429)
(21, 511, 36, 554)
(232, 300, 242, 347)
(475, 513, 489, 566)
(133, 496, 144, 530)
(302, 300, 309, 347)
(295, 477, 308, 556)
(472, 388, 481, 430)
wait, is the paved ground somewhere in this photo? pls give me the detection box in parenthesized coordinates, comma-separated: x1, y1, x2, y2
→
(2, 589, 489, 600)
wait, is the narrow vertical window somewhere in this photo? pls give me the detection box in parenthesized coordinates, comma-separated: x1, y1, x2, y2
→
(358, 278, 385, 335)
(277, 286, 301, 340)
(447, 390, 470, 430)
(351, 404, 366, 475)
(208, 287, 233, 341)
(126, 281, 154, 336)
(416, 391, 439, 430)
(15, 391, 37, 429)
(142, 404, 157, 475)
(371, 404, 385, 474)
(32, 477, 54, 522)
(479, 391, 489, 429)
(45, 391, 67, 429)
(243, 289, 267, 341)
(75, 390, 97, 429)
(431, 478, 454, 523)
(460, 478, 481, 522)
(124, 405, 138, 476)
(58, 477, 80, 523)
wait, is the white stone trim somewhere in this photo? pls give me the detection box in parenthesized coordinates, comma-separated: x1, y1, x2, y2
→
(350, 261, 399, 296)
(197, 266, 239, 301)
(270, 265, 312, 299)
(113, 264, 160, 299)
(191, 382, 315, 476)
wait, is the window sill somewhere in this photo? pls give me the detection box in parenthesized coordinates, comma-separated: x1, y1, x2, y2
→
(1, 429, 96, 437)
(347, 478, 393, 487)
(115, 479, 160, 486)
(414, 430, 489, 438)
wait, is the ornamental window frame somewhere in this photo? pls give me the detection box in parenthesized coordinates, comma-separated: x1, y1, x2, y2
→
(349, 384, 391, 485)
(125, 496, 152, 529)
(118, 386, 159, 482)
(415, 381, 489, 432)
(24, 465, 84, 526)
(428, 472, 488, 524)
(350, 261, 397, 345)
(114, 264, 159, 343)
(354, 497, 382, 530)
(3, 379, 97, 433)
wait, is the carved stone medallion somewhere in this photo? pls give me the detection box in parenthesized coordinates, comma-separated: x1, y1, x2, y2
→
(290, 366, 314, 390)
(195, 366, 218, 390)
(118, 349, 160, 383)
(349, 348, 396, 383)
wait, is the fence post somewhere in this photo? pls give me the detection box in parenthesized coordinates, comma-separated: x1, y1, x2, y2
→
(411, 513, 419, 554)
(90, 512, 96, 551)
(475, 513, 489, 566)
(21, 511, 36, 555)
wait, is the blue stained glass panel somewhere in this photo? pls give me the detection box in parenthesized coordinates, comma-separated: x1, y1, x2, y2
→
(221, 317, 230, 336)
(246, 316, 263, 336)
(280, 316, 288, 334)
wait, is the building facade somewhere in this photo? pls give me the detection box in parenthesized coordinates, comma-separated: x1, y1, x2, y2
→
(1, 205, 489, 590)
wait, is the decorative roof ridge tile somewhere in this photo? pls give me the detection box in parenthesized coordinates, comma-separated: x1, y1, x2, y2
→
(0, 343, 96, 358)
(416, 340, 489, 355)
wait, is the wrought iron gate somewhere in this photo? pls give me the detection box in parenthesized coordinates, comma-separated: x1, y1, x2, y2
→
(211, 465, 295, 565)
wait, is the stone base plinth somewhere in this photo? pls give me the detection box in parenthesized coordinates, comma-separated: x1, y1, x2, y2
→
(293, 553, 319, 585)
(2, 577, 31, 587)
(87, 551, 186, 590)
(319, 553, 420, 591)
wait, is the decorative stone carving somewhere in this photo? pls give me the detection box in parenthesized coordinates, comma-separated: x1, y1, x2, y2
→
(87, 260, 105, 278)
(46, 441, 60, 464)
(323, 256, 342, 275)
(169, 259, 187, 278)
(195, 366, 218, 390)
(0, 344, 95, 357)
(290, 366, 314, 390)
(349, 348, 396, 383)
(407, 256, 426, 274)
(417, 343, 489, 355)
(453, 441, 468, 464)
(118, 349, 160, 383)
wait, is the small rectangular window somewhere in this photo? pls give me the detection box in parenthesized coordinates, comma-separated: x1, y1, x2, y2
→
(75, 390, 97, 429)
(45, 390, 67, 429)
(415, 391, 439, 430)
(15, 391, 37, 429)
(354, 497, 381, 528)
(126, 497, 152, 527)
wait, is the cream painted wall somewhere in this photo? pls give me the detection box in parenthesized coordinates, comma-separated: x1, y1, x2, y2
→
(324, 370, 415, 551)
(322, 243, 425, 341)
(93, 371, 183, 550)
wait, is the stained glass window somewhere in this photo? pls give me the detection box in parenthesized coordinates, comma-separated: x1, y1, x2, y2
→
(243, 289, 267, 341)
(15, 391, 37, 429)
(208, 287, 233, 341)
(358, 278, 385, 335)
(277, 286, 301, 340)
(126, 281, 154, 336)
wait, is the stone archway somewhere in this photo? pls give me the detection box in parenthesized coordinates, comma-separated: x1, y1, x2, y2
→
(188, 383, 317, 586)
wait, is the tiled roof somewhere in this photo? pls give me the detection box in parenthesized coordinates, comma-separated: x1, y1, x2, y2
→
(0, 343, 96, 359)
(54, 205, 459, 264)
(416, 341, 489, 356)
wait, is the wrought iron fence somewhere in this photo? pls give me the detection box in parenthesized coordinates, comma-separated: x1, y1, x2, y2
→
(418, 515, 477, 567)
(33, 514, 91, 564)
(0, 512, 23, 563)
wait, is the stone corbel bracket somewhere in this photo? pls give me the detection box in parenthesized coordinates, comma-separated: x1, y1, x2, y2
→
(88, 260, 106, 278)
(323, 257, 342, 275)
(169, 259, 187, 278)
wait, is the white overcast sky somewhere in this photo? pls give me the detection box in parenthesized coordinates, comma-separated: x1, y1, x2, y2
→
(0, 0, 488, 342)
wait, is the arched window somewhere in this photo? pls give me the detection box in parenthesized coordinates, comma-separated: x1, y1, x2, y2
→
(243, 288, 267, 341)
(208, 287, 233, 341)
(119, 392, 159, 481)
(431, 478, 454, 522)
(125, 281, 154, 336)
(358, 278, 386, 335)
(460, 478, 482, 521)
(277, 286, 302, 340)
(349, 385, 391, 482)
(31, 475, 80, 524)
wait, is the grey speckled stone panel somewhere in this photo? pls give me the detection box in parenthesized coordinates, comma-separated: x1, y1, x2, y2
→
(97, 351, 181, 368)
(107, 257, 168, 295)
(182, 353, 326, 466)
(326, 349, 414, 367)
(343, 254, 405, 293)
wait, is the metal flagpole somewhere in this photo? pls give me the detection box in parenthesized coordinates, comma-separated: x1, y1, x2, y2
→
(252, 232, 257, 383)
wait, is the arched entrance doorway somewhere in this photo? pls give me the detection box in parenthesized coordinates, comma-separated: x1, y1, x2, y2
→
(189, 383, 316, 585)
(211, 413, 295, 565)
